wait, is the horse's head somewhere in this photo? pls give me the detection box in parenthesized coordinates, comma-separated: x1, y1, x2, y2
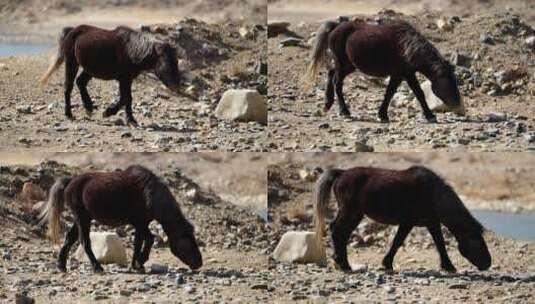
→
(168, 219, 203, 270)
(431, 62, 465, 116)
(457, 231, 491, 271)
(154, 42, 181, 93)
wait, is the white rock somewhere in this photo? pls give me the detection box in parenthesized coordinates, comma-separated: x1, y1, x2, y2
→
(272, 231, 325, 264)
(436, 17, 453, 31)
(215, 90, 267, 125)
(421, 80, 465, 115)
(525, 36, 535, 49)
(75, 232, 127, 266)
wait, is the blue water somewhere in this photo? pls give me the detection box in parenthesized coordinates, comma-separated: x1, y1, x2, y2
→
(0, 43, 52, 56)
(472, 210, 535, 241)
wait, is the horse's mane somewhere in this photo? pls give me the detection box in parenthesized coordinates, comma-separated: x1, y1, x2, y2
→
(116, 26, 157, 64)
(124, 165, 176, 211)
(408, 165, 484, 236)
(393, 20, 448, 75)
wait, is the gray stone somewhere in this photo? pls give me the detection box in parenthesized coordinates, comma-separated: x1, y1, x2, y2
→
(450, 51, 473, 68)
(487, 112, 507, 122)
(149, 263, 168, 274)
(525, 36, 535, 49)
(280, 37, 302, 47)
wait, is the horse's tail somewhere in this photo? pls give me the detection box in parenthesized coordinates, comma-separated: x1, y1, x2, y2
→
(305, 21, 339, 83)
(38, 177, 72, 244)
(39, 26, 73, 87)
(313, 168, 344, 261)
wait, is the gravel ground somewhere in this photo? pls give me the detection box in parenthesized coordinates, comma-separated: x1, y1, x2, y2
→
(0, 159, 269, 303)
(268, 8, 535, 152)
(267, 158, 535, 303)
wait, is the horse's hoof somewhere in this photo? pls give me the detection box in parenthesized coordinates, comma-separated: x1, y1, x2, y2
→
(57, 264, 67, 273)
(126, 119, 139, 127)
(102, 109, 114, 118)
(65, 114, 75, 121)
(85, 110, 93, 117)
(338, 109, 351, 117)
(442, 266, 457, 273)
(93, 265, 104, 273)
(379, 117, 389, 123)
(426, 116, 438, 123)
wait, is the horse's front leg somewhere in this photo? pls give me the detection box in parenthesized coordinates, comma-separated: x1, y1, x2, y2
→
(76, 71, 96, 116)
(382, 224, 412, 271)
(131, 228, 145, 272)
(77, 215, 103, 273)
(330, 211, 362, 271)
(57, 224, 79, 272)
(64, 59, 79, 120)
(378, 76, 402, 123)
(427, 224, 456, 272)
(405, 74, 437, 123)
(119, 79, 138, 127)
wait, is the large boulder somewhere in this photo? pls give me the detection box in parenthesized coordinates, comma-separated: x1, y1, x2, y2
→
(272, 231, 325, 264)
(75, 232, 128, 266)
(215, 90, 267, 125)
(421, 80, 465, 115)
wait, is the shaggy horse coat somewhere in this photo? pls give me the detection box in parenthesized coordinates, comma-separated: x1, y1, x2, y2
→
(38, 165, 202, 272)
(307, 19, 465, 122)
(314, 165, 491, 272)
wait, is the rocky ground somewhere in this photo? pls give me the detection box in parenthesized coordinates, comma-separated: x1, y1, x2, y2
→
(0, 159, 270, 303)
(267, 155, 535, 303)
(268, 6, 535, 152)
(0, 15, 267, 152)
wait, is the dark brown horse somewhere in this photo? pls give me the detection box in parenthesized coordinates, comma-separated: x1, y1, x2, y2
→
(39, 25, 188, 126)
(314, 165, 491, 272)
(38, 165, 202, 273)
(307, 19, 465, 122)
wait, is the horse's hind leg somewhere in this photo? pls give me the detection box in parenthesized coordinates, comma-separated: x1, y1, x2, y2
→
(77, 213, 103, 273)
(63, 58, 79, 120)
(378, 76, 402, 123)
(427, 224, 456, 272)
(333, 67, 353, 117)
(57, 223, 79, 272)
(76, 71, 95, 116)
(324, 69, 335, 112)
(131, 227, 145, 271)
(382, 224, 412, 271)
(330, 211, 363, 271)
(139, 226, 154, 266)
(405, 74, 437, 123)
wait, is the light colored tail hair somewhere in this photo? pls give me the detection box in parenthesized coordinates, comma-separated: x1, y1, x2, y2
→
(39, 27, 73, 87)
(313, 168, 343, 263)
(38, 177, 71, 244)
(305, 21, 339, 83)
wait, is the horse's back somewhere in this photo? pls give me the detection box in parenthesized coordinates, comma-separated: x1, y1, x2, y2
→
(333, 20, 410, 76)
(335, 166, 440, 225)
(67, 25, 130, 79)
(67, 170, 150, 225)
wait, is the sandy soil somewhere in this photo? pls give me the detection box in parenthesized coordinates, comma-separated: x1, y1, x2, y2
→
(267, 154, 535, 303)
(0, 157, 269, 303)
(267, 1, 535, 152)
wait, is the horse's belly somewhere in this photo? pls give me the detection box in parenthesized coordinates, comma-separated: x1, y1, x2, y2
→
(75, 41, 122, 80)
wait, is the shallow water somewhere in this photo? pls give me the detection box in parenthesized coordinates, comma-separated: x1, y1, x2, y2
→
(0, 43, 52, 56)
(472, 210, 535, 241)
